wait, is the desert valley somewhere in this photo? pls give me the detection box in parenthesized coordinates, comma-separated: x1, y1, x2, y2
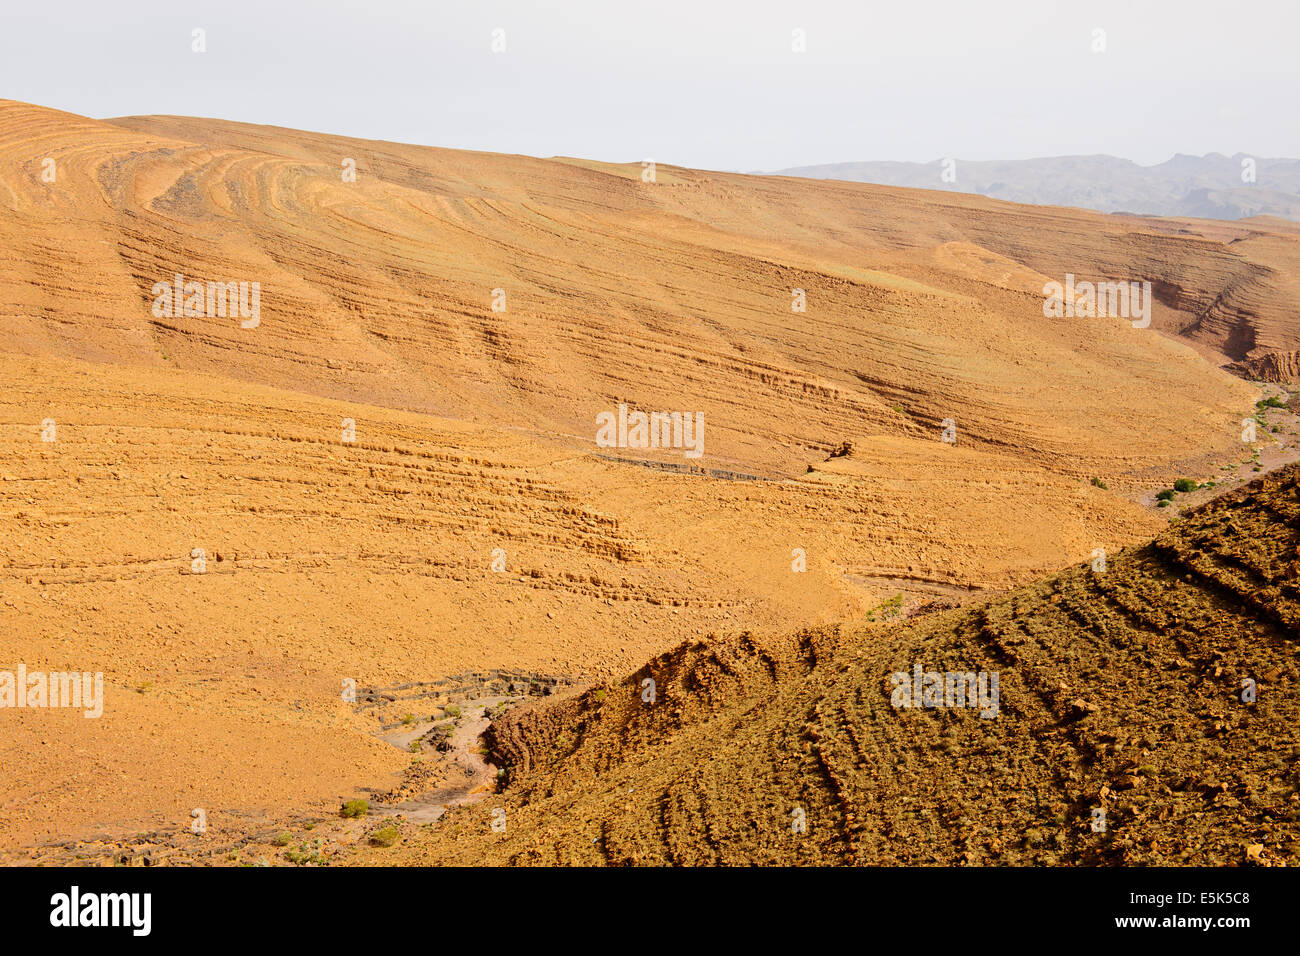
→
(1, 97, 1298, 867)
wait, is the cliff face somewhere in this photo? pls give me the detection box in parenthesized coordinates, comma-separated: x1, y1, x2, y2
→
(1234, 350, 1300, 383)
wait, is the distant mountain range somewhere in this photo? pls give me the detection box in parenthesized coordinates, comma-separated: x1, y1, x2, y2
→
(771, 153, 1300, 221)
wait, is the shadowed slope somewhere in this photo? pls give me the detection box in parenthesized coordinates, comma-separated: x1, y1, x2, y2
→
(391, 465, 1300, 866)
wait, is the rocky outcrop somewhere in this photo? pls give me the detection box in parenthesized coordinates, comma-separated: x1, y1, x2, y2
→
(1231, 349, 1300, 383)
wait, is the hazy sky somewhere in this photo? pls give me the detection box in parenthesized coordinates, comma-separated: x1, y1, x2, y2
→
(3, 0, 1297, 171)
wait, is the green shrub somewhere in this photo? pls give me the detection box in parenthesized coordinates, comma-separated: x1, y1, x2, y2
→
(1156, 499, 1171, 508)
(273, 832, 292, 847)
(1173, 478, 1198, 493)
(1156, 489, 1175, 501)
(1090, 477, 1108, 490)
(369, 825, 399, 848)
(285, 840, 326, 865)
(340, 799, 369, 819)
(867, 594, 905, 623)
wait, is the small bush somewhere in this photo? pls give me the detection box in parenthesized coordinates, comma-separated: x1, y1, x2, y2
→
(285, 840, 326, 865)
(1173, 478, 1198, 493)
(340, 799, 369, 819)
(273, 832, 292, 847)
(868, 594, 905, 623)
(369, 825, 399, 848)
(444, 704, 461, 719)
(1156, 489, 1175, 501)
(1090, 477, 1108, 490)
(1157, 499, 1171, 508)
(1259, 396, 1286, 409)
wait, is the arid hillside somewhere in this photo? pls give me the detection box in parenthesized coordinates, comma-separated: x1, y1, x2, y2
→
(384, 465, 1300, 866)
(0, 350, 1161, 852)
(0, 100, 1295, 857)
(104, 113, 1300, 385)
(0, 97, 1278, 489)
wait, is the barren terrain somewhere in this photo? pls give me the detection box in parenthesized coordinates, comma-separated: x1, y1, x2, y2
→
(1, 99, 1297, 864)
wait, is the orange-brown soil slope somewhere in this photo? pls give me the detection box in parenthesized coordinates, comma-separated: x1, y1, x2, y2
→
(0, 351, 1159, 851)
(0, 98, 1271, 486)
(98, 111, 1300, 387)
(0, 100, 1291, 854)
(388, 465, 1300, 866)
